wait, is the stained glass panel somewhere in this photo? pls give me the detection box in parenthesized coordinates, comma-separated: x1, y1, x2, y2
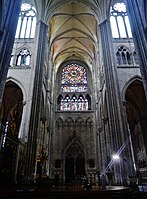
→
(61, 64, 87, 92)
(60, 95, 89, 111)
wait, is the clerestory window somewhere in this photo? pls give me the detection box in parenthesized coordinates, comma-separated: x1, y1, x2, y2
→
(110, 2, 132, 38)
(60, 95, 89, 111)
(15, 3, 36, 39)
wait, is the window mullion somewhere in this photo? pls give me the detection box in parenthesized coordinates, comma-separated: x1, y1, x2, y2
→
(24, 16, 29, 38)
(125, 52, 128, 65)
(29, 17, 33, 38)
(120, 52, 123, 65)
(132, 52, 136, 65)
(115, 15, 121, 38)
(122, 14, 129, 38)
(19, 16, 24, 38)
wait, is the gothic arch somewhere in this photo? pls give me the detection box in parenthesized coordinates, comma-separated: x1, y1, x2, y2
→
(75, 117, 84, 125)
(86, 117, 93, 126)
(56, 117, 63, 126)
(15, 2, 37, 39)
(2, 80, 24, 136)
(123, 78, 146, 117)
(116, 45, 132, 65)
(56, 60, 93, 111)
(16, 48, 31, 66)
(123, 77, 147, 170)
(65, 117, 74, 126)
(122, 76, 142, 101)
(110, 1, 132, 39)
(57, 94, 63, 110)
(5, 78, 28, 139)
(6, 77, 26, 101)
(0, 80, 24, 184)
(64, 137, 85, 158)
(85, 94, 91, 110)
(16, 44, 32, 54)
(63, 137, 86, 181)
(56, 60, 92, 91)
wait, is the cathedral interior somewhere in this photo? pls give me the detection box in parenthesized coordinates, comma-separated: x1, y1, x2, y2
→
(0, 0, 147, 191)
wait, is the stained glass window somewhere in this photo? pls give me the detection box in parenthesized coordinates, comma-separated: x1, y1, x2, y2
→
(58, 63, 91, 111)
(59, 95, 89, 111)
(61, 63, 87, 92)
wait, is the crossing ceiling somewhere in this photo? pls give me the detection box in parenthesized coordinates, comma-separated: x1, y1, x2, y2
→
(33, 0, 112, 69)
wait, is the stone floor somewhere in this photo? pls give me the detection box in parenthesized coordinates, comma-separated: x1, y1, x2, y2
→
(0, 185, 147, 199)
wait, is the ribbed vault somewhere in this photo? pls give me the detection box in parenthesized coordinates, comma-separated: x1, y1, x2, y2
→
(49, 1, 98, 69)
(33, 0, 112, 70)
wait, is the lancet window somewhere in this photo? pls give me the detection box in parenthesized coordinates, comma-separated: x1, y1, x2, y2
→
(60, 95, 89, 111)
(15, 3, 36, 39)
(16, 48, 31, 66)
(110, 2, 132, 38)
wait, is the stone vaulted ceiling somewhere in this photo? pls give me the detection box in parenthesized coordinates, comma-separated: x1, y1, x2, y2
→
(50, 1, 98, 69)
(33, 0, 112, 70)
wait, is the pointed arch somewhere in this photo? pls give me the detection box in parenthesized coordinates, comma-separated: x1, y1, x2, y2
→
(56, 117, 63, 126)
(122, 76, 142, 101)
(64, 137, 86, 181)
(6, 77, 27, 101)
(116, 46, 132, 65)
(55, 60, 92, 111)
(123, 77, 147, 170)
(64, 137, 85, 158)
(15, 2, 37, 39)
(110, 1, 132, 38)
(86, 94, 91, 110)
(86, 117, 93, 126)
(16, 48, 31, 66)
(57, 94, 63, 110)
(75, 117, 84, 123)
(65, 117, 74, 126)
(2, 80, 23, 138)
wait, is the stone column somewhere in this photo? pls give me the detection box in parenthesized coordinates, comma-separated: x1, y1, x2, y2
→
(0, 0, 21, 103)
(126, 0, 147, 96)
(99, 20, 128, 184)
(25, 21, 48, 182)
(99, 20, 125, 150)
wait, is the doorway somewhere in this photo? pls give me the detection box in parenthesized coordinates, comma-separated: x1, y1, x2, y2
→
(64, 138, 85, 183)
(65, 157, 85, 183)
